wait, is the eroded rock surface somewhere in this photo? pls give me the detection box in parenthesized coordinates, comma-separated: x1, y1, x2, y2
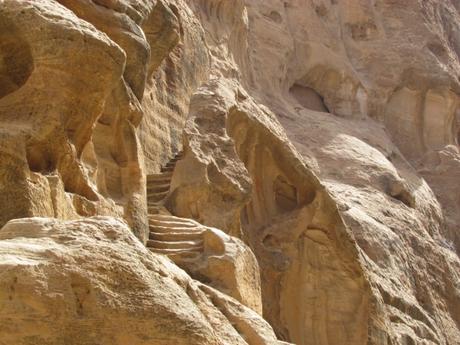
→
(0, 0, 459, 344)
(0, 217, 284, 345)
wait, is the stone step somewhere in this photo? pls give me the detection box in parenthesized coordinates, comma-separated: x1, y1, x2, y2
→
(147, 183, 170, 193)
(148, 225, 201, 234)
(147, 206, 161, 215)
(149, 214, 195, 221)
(147, 199, 167, 206)
(167, 252, 200, 261)
(147, 172, 173, 182)
(147, 180, 172, 190)
(147, 180, 172, 188)
(147, 189, 169, 197)
(146, 239, 203, 250)
(147, 189, 169, 198)
(149, 231, 204, 241)
(147, 247, 202, 257)
(148, 216, 198, 227)
(147, 198, 167, 205)
(163, 152, 182, 163)
(147, 191, 169, 203)
(160, 166, 174, 173)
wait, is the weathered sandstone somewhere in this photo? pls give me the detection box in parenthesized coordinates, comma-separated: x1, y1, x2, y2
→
(0, 0, 459, 344)
(0, 217, 285, 344)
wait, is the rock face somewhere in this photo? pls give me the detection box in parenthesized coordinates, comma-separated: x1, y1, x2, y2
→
(0, 0, 459, 345)
(0, 217, 282, 345)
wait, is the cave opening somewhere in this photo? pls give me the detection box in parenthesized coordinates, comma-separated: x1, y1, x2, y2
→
(289, 83, 329, 113)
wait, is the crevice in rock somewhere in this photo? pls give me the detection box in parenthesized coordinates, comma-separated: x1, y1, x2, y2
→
(26, 144, 55, 174)
(377, 286, 440, 343)
(69, 274, 93, 318)
(199, 283, 271, 345)
(391, 189, 415, 208)
(273, 175, 298, 212)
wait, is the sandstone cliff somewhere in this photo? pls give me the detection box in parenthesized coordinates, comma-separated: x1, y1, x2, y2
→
(0, 1, 459, 345)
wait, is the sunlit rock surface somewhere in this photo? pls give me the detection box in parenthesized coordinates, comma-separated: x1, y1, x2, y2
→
(0, 0, 459, 344)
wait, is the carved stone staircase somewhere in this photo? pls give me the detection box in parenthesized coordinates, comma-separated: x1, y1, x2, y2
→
(145, 153, 264, 315)
(146, 214, 205, 262)
(146, 151, 182, 214)
(145, 151, 205, 262)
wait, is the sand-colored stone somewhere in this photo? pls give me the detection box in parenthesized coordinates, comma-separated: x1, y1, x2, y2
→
(168, 1, 460, 344)
(0, 217, 286, 345)
(0, 0, 459, 344)
(146, 212, 263, 314)
(144, 151, 262, 313)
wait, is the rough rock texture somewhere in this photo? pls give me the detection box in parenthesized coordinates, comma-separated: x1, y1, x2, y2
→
(0, 0, 143, 239)
(1, 0, 460, 345)
(147, 213, 263, 314)
(0, 217, 283, 345)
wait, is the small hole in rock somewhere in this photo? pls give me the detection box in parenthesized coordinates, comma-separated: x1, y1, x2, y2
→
(289, 83, 329, 113)
(26, 145, 55, 174)
(267, 11, 282, 23)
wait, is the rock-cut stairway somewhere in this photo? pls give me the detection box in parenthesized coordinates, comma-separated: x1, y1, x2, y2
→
(145, 151, 205, 263)
(146, 151, 183, 214)
(147, 214, 205, 262)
